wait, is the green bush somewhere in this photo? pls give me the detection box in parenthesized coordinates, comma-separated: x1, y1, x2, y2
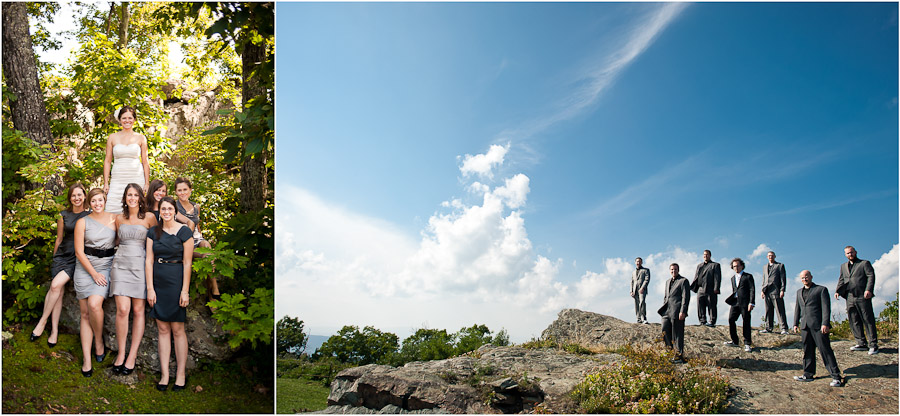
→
(570, 345, 730, 414)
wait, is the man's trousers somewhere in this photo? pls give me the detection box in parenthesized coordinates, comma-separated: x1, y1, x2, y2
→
(662, 316, 685, 356)
(697, 293, 717, 325)
(800, 327, 842, 380)
(846, 295, 878, 348)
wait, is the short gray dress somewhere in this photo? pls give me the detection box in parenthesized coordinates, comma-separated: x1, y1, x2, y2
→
(110, 223, 149, 299)
(73, 216, 116, 299)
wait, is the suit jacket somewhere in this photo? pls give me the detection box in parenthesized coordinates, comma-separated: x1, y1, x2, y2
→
(631, 267, 650, 295)
(692, 261, 721, 294)
(659, 275, 690, 319)
(761, 262, 786, 293)
(727, 272, 755, 308)
(835, 259, 875, 299)
(793, 283, 831, 330)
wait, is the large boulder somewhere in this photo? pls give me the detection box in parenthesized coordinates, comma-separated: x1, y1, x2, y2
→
(59, 284, 232, 375)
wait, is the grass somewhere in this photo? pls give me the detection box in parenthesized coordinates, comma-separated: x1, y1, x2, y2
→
(276, 378, 330, 413)
(519, 336, 600, 355)
(2, 328, 273, 414)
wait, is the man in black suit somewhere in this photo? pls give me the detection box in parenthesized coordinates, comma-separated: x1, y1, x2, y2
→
(660, 263, 690, 363)
(724, 258, 755, 352)
(793, 270, 843, 387)
(692, 250, 721, 327)
(760, 251, 789, 334)
(834, 246, 878, 355)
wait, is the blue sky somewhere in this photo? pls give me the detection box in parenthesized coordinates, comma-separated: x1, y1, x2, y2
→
(276, 2, 899, 342)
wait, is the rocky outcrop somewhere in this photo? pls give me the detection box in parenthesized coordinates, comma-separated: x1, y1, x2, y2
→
(158, 79, 232, 140)
(318, 309, 898, 414)
(58, 284, 232, 376)
(324, 345, 614, 414)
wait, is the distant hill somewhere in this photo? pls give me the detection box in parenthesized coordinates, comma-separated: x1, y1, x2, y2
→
(305, 334, 329, 354)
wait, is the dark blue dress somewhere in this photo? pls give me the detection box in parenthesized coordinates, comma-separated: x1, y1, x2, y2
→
(147, 226, 192, 322)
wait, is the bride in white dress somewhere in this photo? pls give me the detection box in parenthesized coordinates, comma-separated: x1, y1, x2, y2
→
(103, 106, 150, 214)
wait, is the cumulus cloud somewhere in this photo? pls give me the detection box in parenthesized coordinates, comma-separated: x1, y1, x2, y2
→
(873, 244, 899, 305)
(459, 142, 510, 179)
(749, 243, 772, 259)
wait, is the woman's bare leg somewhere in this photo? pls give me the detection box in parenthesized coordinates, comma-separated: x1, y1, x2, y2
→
(87, 295, 105, 355)
(125, 298, 145, 368)
(32, 271, 69, 338)
(171, 322, 189, 386)
(157, 320, 172, 385)
(78, 299, 93, 372)
(114, 295, 131, 366)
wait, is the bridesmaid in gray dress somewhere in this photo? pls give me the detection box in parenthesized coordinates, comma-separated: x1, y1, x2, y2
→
(73, 188, 118, 377)
(110, 183, 157, 375)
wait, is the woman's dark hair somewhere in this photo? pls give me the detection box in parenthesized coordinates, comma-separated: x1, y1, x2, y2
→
(65, 183, 87, 212)
(173, 177, 193, 190)
(155, 196, 178, 240)
(117, 105, 137, 120)
(121, 183, 147, 220)
(146, 179, 166, 210)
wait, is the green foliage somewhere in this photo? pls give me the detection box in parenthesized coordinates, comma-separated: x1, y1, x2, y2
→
(1, 123, 40, 205)
(314, 325, 400, 366)
(397, 328, 455, 364)
(277, 356, 351, 387)
(207, 288, 274, 349)
(277, 316, 308, 356)
(571, 345, 730, 414)
(879, 292, 898, 325)
(1, 146, 66, 325)
(220, 205, 274, 292)
(191, 242, 248, 297)
(520, 336, 597, 355)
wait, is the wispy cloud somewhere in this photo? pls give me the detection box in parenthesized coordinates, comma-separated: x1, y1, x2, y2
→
(496, 3, 688, 143)
(744, 189, 897, 221)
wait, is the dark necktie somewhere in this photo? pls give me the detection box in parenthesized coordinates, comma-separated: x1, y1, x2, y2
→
(732, 275, 737, 293)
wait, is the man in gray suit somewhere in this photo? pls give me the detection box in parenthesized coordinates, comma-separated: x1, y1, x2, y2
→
(631, 257, 651, 324)
(724, 258, 755, 352)
(793, 270, 843, 387)
(692, 250, 721, 327)
(760, 251, 789, 334)
(660, 263, 690, 363)
(834, 246, 878, 355)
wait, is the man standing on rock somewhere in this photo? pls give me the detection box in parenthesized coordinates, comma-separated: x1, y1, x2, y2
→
(691, 250, 721, 327)
(660, 263, 690, 363)
(793, 270, 843, 387)
(631, 257, 651, 324)
(760, 251, 789, 334)
(724, 258, 755, 352)
(835, 245, 879, 355)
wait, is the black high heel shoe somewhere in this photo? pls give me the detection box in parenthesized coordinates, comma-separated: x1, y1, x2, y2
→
(47, 339, 56, 348)
(81, 367, 93, 378)
(156, 383, 168, 392)
(29, 332, 40, 342)
(172, 376, 188, 392)
(95, 345, 107, 363)
(120, 365, 135, 375)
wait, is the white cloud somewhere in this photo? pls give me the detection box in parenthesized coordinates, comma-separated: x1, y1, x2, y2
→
(873, 244, 899, 306)
(749, 243, 772, 259)
(459, 143, 510, 179)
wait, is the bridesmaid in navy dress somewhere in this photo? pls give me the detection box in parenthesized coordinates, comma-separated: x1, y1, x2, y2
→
(30, 183, 89, 347)
(146, 196, 193, 391)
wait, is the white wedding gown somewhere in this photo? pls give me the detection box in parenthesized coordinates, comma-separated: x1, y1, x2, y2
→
(105, 143, 144, 214)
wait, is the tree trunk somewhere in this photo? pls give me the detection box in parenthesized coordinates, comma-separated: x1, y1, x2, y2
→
(2, 2, 54, 148)
(239, 37, 268, 213)
(118, 2, 129, 49)
(2, 2, 63, 195)
(105, 2, 114, 39)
